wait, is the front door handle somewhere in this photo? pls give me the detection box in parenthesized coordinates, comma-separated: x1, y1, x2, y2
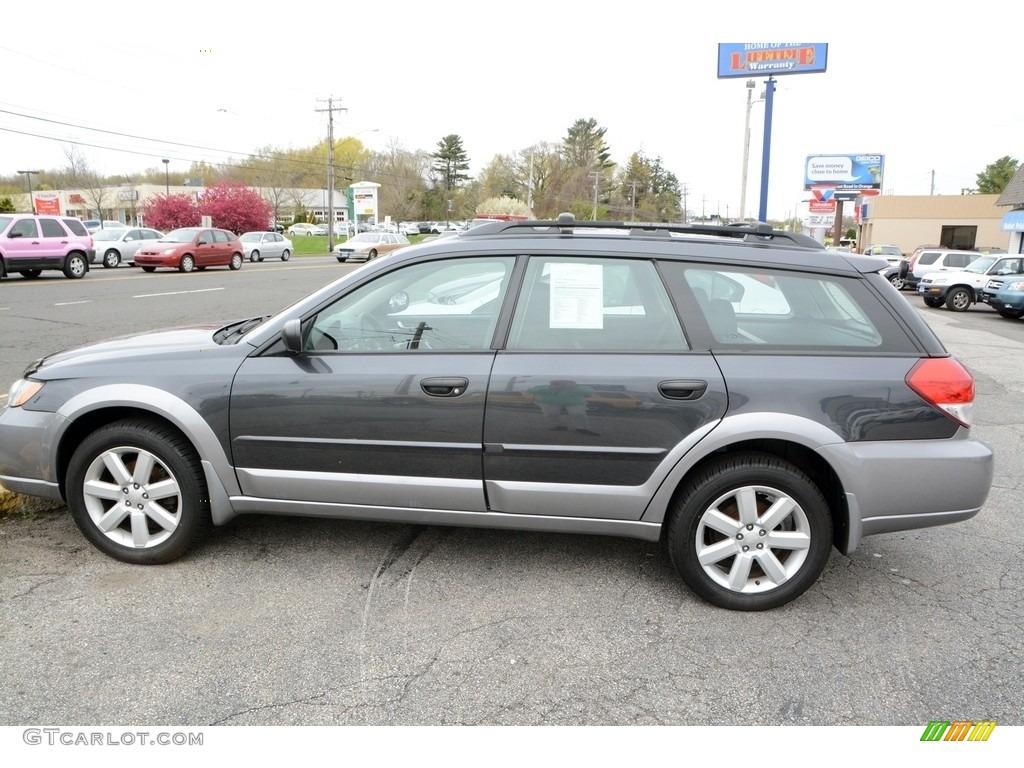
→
(658, 379, 708, 400)
(421, 377, 469, 397)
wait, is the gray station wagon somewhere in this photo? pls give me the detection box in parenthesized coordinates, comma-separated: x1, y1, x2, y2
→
(0, 215, 994, 610)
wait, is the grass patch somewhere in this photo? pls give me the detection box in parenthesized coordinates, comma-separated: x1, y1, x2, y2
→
(289, 234, 431, 256)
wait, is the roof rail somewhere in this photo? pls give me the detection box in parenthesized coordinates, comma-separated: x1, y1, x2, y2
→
(460, 212, 825, 249)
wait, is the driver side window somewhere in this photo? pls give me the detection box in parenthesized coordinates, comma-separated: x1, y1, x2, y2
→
(306, 256, 516, 352)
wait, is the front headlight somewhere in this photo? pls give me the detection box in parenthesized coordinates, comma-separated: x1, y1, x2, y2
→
(162, 247, 178, 255)
(7, 379, 44, 407)
(930, 277, 950, 286)
(1007, 282, 1024, 292)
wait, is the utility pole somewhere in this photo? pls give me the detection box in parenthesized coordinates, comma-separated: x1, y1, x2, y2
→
(526, 153, 535, 212)
(930, 170, 935, 195)
(17, 170, 41, 214)
(315, 97, 347, 252)
(590, 171, 601, 220)
(628, 181, 639, 221)
(681, 183, 689, 224)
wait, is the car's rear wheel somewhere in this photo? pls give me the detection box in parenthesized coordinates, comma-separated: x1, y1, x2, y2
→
(103, 249, 121, 268)
(66, 419, 211, 564)
(19, 269, 42, 279)
(996, 307, 1024, 319)
(923, 296, 944, 308)
(946, 287, 972, 312)
(229, 253, 243, 270)
(179, 254, 195, 273)
(141, 266, 156, 273)
(63, 254, 87, 279)
(249, 250, 260, 262)
(281, 250, 290, 261)
(888, 274, 905, 290)
(368, 249, 378, 259)
(665, 453, 832, 611)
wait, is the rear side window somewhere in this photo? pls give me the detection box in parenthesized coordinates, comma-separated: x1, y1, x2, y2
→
(507, 257, 688, 352)
(947, 254, 972, 268)
(662, 263, 918, 353)
(39, 218, 67, 237)
(918, 253, 939, 265)
(62, 218, 88, 236)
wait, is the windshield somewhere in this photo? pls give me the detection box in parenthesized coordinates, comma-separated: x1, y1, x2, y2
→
(964, 256, 997, 274)
(350, 233, 380, 243)
(92, 230, 122, 241)
(159, 228, 200, 243)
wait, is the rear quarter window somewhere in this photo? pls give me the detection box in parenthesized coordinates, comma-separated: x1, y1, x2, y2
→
(660, 263, 919, 353)
(62, 218, 88, 236)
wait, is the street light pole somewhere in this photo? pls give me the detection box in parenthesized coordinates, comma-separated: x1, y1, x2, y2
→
(162, 159, 169, 195)
(740, 80, 764, 222)
(17, 170, 41, 214)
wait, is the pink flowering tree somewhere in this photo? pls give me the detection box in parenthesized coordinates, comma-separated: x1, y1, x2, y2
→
(200, 182, 272, 234)
(140, 193, 201, 231)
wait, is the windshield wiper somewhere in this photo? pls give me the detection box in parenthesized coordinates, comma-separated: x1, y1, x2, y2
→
(214, 316, 270, 343)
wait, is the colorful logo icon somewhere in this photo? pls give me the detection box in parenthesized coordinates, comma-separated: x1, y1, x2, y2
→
(921, 721, 996, 741)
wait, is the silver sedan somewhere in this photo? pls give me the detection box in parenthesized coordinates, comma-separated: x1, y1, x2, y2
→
(240, 232, 293, 262)
(91, 227, 164, 268)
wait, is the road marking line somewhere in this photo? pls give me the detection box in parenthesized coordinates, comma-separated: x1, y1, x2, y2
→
(54, 300, 94, 306)
(133, 287, 226, 298)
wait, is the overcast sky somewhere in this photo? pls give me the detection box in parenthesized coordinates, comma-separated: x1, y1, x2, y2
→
(1, 0, 1020, 221)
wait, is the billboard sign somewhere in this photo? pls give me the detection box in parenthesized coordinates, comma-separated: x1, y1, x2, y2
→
(805, 154, 884, 192)
(717, 43, 828, 79)
(33, 192, 61, 215)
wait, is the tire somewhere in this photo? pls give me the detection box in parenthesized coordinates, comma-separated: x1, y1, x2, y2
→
(249, 250, 260, 262)
(229, 253, 243, 270)
(996, 307, 1024, 319)
(63, 254, 88, 279)
(887, 274, 905, 290)
(945, 287, 972, 312)
(368, 249, 378, 260)
(102, 249, 121, 268)
(923, 296, 944, 308)
(665, 452, 832, 611)
(65, 419, 211, 564)
(141, 266, 156, 273)
(179, 254, 195, 273)
(281, 250, 290, 262)
(20, 269, 43, 279)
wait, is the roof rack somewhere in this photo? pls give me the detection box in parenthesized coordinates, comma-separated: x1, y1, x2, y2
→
(461, 212, 825, 249)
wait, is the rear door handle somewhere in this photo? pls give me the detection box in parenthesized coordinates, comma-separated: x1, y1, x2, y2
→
(658, 379, 708, 400)
(421, 377, 469, 397)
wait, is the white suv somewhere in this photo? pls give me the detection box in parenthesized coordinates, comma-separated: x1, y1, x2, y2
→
(899, 248, 980, 290)
(917, 254, 1024, 311)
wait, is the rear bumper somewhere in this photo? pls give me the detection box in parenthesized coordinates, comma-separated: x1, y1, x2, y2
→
(820, 433, 993, 554)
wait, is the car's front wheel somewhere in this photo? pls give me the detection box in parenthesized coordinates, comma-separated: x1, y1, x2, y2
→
(66, 419, 211, 564)
(946, 287, 972, 312)
(666, 453, 832, 611)
(249, 250, 260, 262)
(923, 296, 944, 308)
(229, 253, 243, 270)
(281, 250, 290, 261)
(179, 255, 195, 273)
(102, 249, 121, 268)
(996, 307, 1024, 319)
(888, 273, 905, 290)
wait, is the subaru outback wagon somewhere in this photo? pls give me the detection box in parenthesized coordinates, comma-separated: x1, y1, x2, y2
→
(0, 215, 993, 610)
(0, 213, 94, 279)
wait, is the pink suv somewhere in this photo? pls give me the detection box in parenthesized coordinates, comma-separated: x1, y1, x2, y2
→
(0, 214, 95, 280)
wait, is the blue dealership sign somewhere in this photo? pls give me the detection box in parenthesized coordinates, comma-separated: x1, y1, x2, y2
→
(718, 43, 828, 78)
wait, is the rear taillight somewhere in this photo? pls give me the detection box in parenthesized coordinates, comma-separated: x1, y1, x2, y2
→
(906, 357, 975, 427)
(908, 253, 920, 270)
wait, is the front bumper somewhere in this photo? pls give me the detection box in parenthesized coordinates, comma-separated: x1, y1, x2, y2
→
(0, 404, 66, 502)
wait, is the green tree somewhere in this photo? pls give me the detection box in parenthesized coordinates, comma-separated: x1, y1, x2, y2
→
(432, 134, 471, 222)
(0, 197, 15, 212)
(561, 118, 614, 170)
(976, 156, 1020, 194)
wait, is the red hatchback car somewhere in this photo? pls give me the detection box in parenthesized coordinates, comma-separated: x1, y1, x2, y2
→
(134, 227, 244, 273)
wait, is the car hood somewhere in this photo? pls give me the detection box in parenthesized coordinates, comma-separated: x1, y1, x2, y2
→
(923, 269, 992, 284)
(28, 325, 231, 377)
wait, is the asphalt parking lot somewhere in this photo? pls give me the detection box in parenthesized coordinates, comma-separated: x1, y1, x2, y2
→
(0, 262, 1021, 726)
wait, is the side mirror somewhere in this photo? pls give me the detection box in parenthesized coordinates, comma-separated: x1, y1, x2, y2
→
(282, 318, 303, 352)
